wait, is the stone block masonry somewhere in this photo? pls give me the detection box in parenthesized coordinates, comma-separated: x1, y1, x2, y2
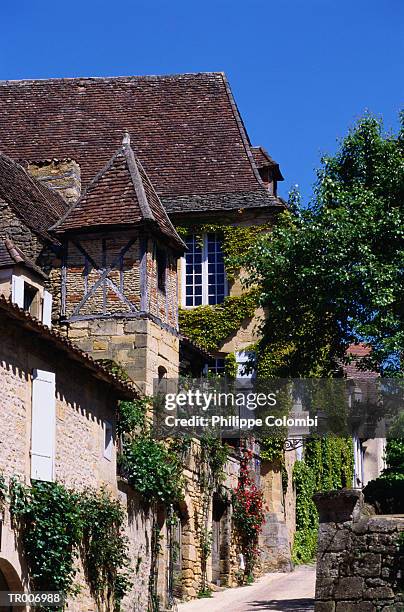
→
(26, 159, 81, 204)
(313, 489, 404, 611)
(68, 315, 179, 394)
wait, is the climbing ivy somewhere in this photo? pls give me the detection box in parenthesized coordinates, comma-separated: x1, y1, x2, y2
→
(196, 435, 229, 596)
(224, 352, 238, 378)
(292, 437, 354, 564)
(120, 436, 185, 505)
(179, 291, 258, 353)
(80, 489, 132, 610)
(96, 359, 130, 381)
(9, 479, 131, 609)
(0, 473, 7, 511)
(118, 397, 150, 436)
(10, 479, 83, 595)
(292, 461, 318, 564)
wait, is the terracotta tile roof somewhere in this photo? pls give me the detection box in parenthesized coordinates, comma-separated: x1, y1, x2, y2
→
(0, 238, 48, 279)
(52, 138, 185, 250)
(0, 73, 283, 212)
(344, 343, 378, 379)
(0, 152, 69, 243)
(0, 294, 137, 398)
(251, 146, 284, 181)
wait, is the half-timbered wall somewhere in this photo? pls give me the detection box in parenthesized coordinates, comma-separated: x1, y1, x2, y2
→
(145, 240, 178, 329)
(63, 232, 141, 319)
(62, 231, 178, 329)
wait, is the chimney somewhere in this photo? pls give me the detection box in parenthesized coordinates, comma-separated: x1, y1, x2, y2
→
(26, 159, 81, 204)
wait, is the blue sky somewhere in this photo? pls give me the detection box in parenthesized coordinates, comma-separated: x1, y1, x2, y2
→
(1, 0, 403, 201)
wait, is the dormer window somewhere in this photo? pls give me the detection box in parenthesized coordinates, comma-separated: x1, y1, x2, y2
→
(23, 283, 40, 317)
(11, 275, 52, 326)
(183, 233, 227, 307)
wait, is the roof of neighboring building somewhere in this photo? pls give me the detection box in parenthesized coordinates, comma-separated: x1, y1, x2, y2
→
(0, 238, 48, 279)
(0, 152, 69, 243)
(251, 146, 284, 181)
(344, 343, 378, 379)
(52, 138, 185, 250)
(0, 73, 284, 213)
(0, 295, 137, 399)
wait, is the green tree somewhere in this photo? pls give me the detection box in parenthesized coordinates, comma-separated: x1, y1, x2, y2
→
(243, 113, 404, 376)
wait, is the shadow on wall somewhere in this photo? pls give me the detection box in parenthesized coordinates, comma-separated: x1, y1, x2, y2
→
(246, 598, 314, 610)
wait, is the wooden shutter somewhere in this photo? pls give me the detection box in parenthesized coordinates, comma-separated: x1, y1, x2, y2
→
(11, 275, 24, 308)
(31, 370, 56, 482)
(42, 290, 53, 327)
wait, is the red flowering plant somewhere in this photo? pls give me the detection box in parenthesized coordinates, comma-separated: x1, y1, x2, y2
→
(232, 448, 265, 581)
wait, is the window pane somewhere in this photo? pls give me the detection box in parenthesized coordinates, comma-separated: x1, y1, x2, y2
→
(207, 358, 226, 375)
(206, 234, 226, 305)
(184, 235, 203, 306)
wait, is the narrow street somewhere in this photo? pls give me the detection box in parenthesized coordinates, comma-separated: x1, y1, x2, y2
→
(177, 564, 315, 612)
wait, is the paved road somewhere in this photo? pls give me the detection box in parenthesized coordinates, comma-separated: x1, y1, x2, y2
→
(177, 564, 315, 612)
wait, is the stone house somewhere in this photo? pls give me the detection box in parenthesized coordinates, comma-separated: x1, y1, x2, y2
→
(0, 295, 155, 611)
(0, 72, 300, 605)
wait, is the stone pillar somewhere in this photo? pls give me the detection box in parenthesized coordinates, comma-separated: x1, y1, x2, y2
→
(259, 459, 293, 572)
(313, 489, 404, 612)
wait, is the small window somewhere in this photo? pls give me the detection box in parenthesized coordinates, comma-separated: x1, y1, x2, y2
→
(157, 248, 167, 292)
(104, 421, 113, 461)
(207, 358, 226, 376)
(23, 283, 40, 317)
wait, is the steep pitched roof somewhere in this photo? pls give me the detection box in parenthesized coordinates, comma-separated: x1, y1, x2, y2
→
(0, 152, 69, 243)
(52, 138, 185, 250)
(0, 238, 48, 278)
(251, 146, 284, 181)
(0, 73, 284, 213)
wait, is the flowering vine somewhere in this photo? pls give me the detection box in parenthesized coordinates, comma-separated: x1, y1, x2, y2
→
(232, 449, 265, 581)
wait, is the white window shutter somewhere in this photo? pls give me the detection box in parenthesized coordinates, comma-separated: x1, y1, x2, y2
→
(31, 369, 56, 482)
(11, 275, 24, 308)
(42, 290, 53, 327)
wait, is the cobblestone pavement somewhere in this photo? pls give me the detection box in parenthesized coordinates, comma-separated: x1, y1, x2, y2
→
(177, 564, 316, 612)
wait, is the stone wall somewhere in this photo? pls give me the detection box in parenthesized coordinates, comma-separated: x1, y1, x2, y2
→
(68, 316, 179, 394)
(314, 489, 404, 612)
(168, 446, 240, 600)
(0, 310, 150, 611)
(259, 457, 294, 572)
(26, 159, 81, 204)
(0, 200, 44, 262)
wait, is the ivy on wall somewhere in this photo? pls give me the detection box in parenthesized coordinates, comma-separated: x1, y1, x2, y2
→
(121, 436, 185, 505)
(196, 435, 229, 597)
(117, 398, 188, 505)
(178, 291, 258, 353)
(292, 437, 354, 564)
(80, 489, 132, 609)
(9, 479, 131, 610)
(10, 478, 83, 595)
